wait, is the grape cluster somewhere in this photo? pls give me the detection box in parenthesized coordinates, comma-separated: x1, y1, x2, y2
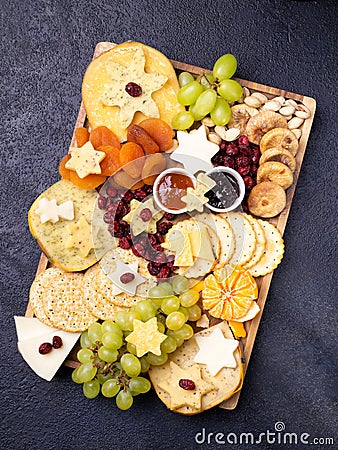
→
(172, 54, 242, 130)
(72, 276, 202, 410)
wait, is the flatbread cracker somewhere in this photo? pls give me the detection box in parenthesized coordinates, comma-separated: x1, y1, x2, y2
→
(242, 214, 266, 269)
(248, 220, 284, 277)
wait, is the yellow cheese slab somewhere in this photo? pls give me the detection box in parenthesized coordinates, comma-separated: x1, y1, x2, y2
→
(82, 41, 185, 142)
(28, 180, 98, 271)
(189, 226, 215, 262)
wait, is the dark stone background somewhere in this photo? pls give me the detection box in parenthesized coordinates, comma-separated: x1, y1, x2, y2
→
(1, 0, 337, 449)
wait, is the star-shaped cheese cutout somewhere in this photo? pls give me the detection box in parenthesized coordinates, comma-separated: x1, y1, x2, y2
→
(181, 172, 216, 212)
(102, 258, 144, 296)
(101, 47, 168, 129)
(35, 198, 74, 224)
(65, 141, 106, 179)
(193, 328, 239, 376)
(125, 317, 167, 357)
(65, 216, 93, 257)
(170, 125, 220, 174)
(122, 197, 163, 236)
(157, 362, 215, 411)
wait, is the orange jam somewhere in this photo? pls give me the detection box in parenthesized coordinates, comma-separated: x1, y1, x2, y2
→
(157, 172, 194, 210)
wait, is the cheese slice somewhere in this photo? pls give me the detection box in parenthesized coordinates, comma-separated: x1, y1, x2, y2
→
(189, 225, 215, 262)
(18, 330, 80, 381)
(14, 316, 59, 341)
(174, 233, 193, 267)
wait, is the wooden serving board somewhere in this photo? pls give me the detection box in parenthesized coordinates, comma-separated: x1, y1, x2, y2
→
(25, 42, 316, 410)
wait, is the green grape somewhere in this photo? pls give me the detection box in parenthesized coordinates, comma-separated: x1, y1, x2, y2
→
(102, 379, 120, 398)
(135, 300, 157, 321)
(213, 53, 237, 81)
(125, 310, 142, 331)
(166, 311, 186, 331)
(167, 330, 184, 347)
(161, 295, 180, 315)
(71, 367, 82, 384)
(179, 289, 200, 307)
(189, 104, 205, 121)
(148, 284, 170, 299)
(157, 321, 165, 334)
(116, 390, 133, 410)
(114, 310, 130, 331)
(160, 335, 177, 354)
(127, 342, 137, 355)
(87, 322, 102, 344)
(101, 320, 123, 337)
(178, 306, 189, 322)
(77, 348, 94, 364)
(101, 332, 123, 349)
(210, 97, 232, 126)
(140, 356, 150, 373)
(146, 352, 168, 366)
(172, 276, 190, 294)
(121, 353, 141, 377)
(96, 371, 113, 384)
(174, 323, 194, 340)
(172, 111, 194, 130)
(129, 377, 151, 394)
(187, 304, 202, 321)
(194, 89, 217, 117)
(80, 330, 91, 348)
(77, 363, 97, 383)
(159, 281, 174, 296)
(83, 379, 100, 399)
(177, 81, 204, 106)
(217, 79, 243, 102)
(197, 72, 215, 87)
(97, 346, 118, 363)
(178, 71, 194, 87)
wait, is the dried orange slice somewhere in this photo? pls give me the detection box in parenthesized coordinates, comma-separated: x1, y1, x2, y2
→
(202, 266, 258, 320)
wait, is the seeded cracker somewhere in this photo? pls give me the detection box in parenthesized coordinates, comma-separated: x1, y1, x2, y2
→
(223, 212, 256, 266)
(42, 270, 97, 332)
(242, 214, 266, 269)
(248, 220, 284, 277)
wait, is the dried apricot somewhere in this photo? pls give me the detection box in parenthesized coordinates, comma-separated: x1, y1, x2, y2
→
(127, 124, 159, 154)
(59, 154, 71, 180)
(142, 153, 167, 185)
(90, 126, 121, 150)
(74, 127, 89, 147)
(138, 118, 173, 152)
(69, 170, 106, 190)
(97, 145, 121, 177)
(119, 142, 145, 178)
(113, 170, 144, 190)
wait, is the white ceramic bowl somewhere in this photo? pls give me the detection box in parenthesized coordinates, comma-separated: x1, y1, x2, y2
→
(205, 166, 245, 212)
(153, 168, 196, 214)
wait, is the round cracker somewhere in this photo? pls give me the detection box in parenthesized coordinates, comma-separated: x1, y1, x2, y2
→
(242, 214, 266, 269)
(149, 322, 243, 415)
(248, 220, 284, 277)
(222, 212, 256, 266)
(29, 268, 64, 326)
(42, 271, 97, 332)
(195, 213, 235, 270)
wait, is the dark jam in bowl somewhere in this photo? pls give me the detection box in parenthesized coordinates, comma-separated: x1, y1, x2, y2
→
(157, 172, 194, 210)
(206, 171, 240, 209)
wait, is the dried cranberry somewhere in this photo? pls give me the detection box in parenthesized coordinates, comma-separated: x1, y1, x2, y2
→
(39, 342, 53, 355)
(179, 379, 196, 390)
(238, 135, 249, 146)
(140, 208, 152, 222)
(106, 186, 117, 198)
(157, 266, 171, 279)
(155, 232, 164, 243)
(122, 191, 134, 203)
(251, 164, 258, 175)
(107, 202, 118, 214)
(132, 243, 145, 257)
(125, 82, 142, 97)
(220, 155, 235, 169)
(238, 145, 251, 156)
(243, 176, 256, 190)
(235, 156, 251, 168)
(147, 262, 161, 276)
(152, 244, 163, 252)
(52, 336, 63, 349)
(211, 153, 223, 166)
(163, 212, 175, 220)
(120, 272, 135, 284)
(103, 212, 114, 224)
(148, 234, 157, 248)
(134, 189, 147, 200)
(237, 165, 251, 176)
(119, 237, 131, 249)
(154, 252, 167, 265)
(137, 236, 148, 247)
(98, 196, 107, 210)
(251, 147, 261, 161)
(226, 143, 239, 156)
(157, 221, 173, 235)
(219, 141, 227, 151)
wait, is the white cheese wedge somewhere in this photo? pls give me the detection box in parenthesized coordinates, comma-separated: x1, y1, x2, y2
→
(14, 316, 80, 381)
